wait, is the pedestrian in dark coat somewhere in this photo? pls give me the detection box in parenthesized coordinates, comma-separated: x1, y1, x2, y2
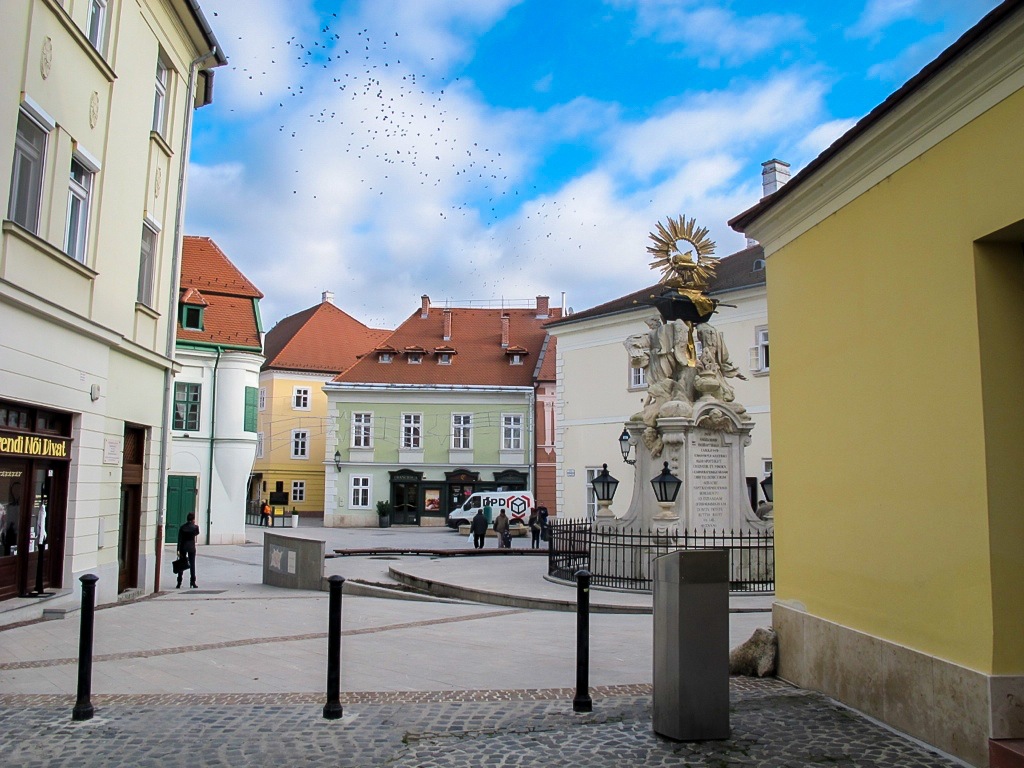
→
(470, 509, 488, 549)
(493, 510, 510, 548)
(176, 513, 200, 589)
(527, 508, 541, 549)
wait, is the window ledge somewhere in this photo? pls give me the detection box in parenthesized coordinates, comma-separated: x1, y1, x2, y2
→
(3, 220, 98, 279)
(751, 369, 770, 378)
(40, 0, 117, 83)
(150, 131, 174, 158)
(135, 302, 159, 319)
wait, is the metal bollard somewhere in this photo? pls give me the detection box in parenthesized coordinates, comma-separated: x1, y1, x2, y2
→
(573, 569, 592, 713)
(323, 574, 345, 719)
(72, 574, 99, 721)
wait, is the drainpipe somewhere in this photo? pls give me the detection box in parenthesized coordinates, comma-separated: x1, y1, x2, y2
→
(205, 346, 222, 545)
(155, 46, 218, 591)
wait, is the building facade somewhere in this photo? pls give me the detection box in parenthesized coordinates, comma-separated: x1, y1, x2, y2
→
(730, 3, 1024, 765)
(1, 0, 224, 611)
(169, 236, 263, 546)
(254, 293, 390, 519)
(547, 246, 771, 521)
(324, 296, 559, 527)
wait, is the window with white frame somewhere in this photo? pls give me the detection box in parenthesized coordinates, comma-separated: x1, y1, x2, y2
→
(378, 352, 392, 363)
(629, 363, 647, 389)
(291, 481, 305, 502)
(401, 413, 421, 450)
(350, 475, 371, 508)
(255, 431, 264, 459)
(452, 413, 472, 450)
(8, 111, 48, 233)
(762, 459, 773, 477)
(509, 353, 523, 366)
(152, 56, 169, 135)
(437, 353, 452, 365)
(585, 467, 601, 521)
(351, 412, 373, 448)
(258, 387, 266, 410)
(65, 157, 94, 263)
(290, 429, 308, 459)
(502, 414, 523, 451)
(137, 222, 158, 307)
(407, 353, 422, 364)
(749, 326, 769, 373)
(87, 0, 108, 52)
(292, 387, 310, 410)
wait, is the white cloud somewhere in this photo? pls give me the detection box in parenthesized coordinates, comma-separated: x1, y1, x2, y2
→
(797, 117, 858, 159)
(614, 0, 808, 67)
(847, 0, 921, 39)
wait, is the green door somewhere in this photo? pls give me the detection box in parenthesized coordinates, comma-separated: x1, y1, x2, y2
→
(166, 475, 197, 547)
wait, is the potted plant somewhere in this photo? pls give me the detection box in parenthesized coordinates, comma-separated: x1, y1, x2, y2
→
(376, 500, 392, 528)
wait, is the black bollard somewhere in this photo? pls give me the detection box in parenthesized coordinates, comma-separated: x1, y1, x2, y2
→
(72, 574, 99, 721)
(323, 574, 345, 720)
(573, 568, 592, 713)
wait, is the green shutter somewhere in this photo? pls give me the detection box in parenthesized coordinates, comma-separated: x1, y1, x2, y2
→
(244, 386, 258, 432)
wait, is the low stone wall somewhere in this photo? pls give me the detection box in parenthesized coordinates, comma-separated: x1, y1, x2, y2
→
(262, 533, 325, 591)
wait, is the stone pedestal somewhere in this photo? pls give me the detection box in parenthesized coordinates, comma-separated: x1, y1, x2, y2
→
(617, 402, 755, 532)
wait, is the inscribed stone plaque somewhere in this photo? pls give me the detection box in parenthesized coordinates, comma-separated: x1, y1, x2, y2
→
(688, 428, 731, 531)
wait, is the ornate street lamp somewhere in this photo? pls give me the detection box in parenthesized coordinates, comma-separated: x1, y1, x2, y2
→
(618, 427, 636, 465)
(760, 472, 773, 503)
(650, 461, 682, 520)
(591, 463, 619, 520)
(333, 450, 342, 471)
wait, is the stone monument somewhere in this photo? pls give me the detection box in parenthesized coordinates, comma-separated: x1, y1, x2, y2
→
(609, 215, 765, 535)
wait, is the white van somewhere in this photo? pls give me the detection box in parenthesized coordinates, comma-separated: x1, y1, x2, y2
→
(448, 491, 535, 528)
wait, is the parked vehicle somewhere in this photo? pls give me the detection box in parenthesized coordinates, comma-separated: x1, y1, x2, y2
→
(448, 491, 534, 528)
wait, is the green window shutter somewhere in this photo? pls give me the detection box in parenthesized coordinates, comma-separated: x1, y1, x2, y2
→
(244, 386, 258, 433)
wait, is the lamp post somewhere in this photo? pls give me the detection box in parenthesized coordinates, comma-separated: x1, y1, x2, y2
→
(650, 461, 682, 521)
(618, 427, 636, 465)
(591, 463, 619, 521)
(759, 472, 773, 503)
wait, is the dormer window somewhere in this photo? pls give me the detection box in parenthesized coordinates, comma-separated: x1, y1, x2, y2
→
(179, 304, 204, 330)
(437, 353, 452, 365)
(407, 353, 422, 364)
(509, 354, 523, 366)
(752, 258, 766, 271)
(379, 353, 392, 364)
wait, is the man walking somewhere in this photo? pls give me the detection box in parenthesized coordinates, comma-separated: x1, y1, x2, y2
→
(470, 508, 488, 549)
(493, 509, 510, 549)
(176, 512, 200, 589)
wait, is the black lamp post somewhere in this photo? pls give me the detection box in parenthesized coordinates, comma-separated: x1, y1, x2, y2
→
(760, 472, 773, 503)
(591, 463, 619, 520)
(333, 450, 342, 471)
(618, 427, 636, 465)
(650, 461, 682, 521)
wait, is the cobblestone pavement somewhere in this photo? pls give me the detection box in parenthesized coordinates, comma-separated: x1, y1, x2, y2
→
(2, 679, 963, 767)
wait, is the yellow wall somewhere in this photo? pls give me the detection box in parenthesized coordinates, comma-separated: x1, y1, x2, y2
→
(254, 371, 330, 514)
(767, 87, 1024, 674)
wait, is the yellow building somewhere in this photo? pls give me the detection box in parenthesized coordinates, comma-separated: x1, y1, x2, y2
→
(253, 293, 389, 520)
(1, 0, 224, 613)
(730, 3, 1024, 766)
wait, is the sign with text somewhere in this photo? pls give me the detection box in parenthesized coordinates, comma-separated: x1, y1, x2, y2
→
(0, 430, 72, 461)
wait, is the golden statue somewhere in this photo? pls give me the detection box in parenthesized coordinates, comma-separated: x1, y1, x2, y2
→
(646, 215, 718, 365)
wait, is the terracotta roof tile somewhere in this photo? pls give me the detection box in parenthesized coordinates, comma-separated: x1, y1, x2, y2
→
(177, 236, 263, 349)
(336, 301, 562, 387)
(263, 301, 391, 374)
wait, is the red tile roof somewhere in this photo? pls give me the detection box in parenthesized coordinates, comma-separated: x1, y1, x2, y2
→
(263, 301, 391, 374)
(335, 300, 561, 387)
(178, 236, 263, 349)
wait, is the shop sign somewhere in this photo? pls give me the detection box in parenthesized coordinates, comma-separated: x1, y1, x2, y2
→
(0, 430, 72, 460)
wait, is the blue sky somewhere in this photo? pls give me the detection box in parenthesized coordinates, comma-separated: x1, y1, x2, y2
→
(186, 0, 997, 329)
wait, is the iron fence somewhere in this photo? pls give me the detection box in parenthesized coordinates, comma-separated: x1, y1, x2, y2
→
(548, 520, 774, 593)
(245, 500, 295, 527)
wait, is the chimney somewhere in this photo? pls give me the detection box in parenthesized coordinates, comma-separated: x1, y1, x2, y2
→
(761, 159, 791, 198)
(321, 290, 334, 305)
(500, 314, 510, 348)
(535, 295, 549, 318)
(443, 308, 452, 341)
(420, 295, 430, 319)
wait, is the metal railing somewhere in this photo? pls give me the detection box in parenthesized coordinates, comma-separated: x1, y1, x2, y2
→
(548, 520, 774, 593)
(245, 500, 295, 527)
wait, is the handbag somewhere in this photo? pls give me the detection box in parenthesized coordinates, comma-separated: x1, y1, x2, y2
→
(171, 557, 188, 575)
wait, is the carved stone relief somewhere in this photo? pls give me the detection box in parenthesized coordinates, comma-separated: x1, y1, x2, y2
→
(41, 37, 53, 79)
(89, 92, 100, 129)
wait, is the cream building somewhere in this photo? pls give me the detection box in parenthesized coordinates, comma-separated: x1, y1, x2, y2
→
(0, 0, 224, 614)
(548, 245, 772, 521)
